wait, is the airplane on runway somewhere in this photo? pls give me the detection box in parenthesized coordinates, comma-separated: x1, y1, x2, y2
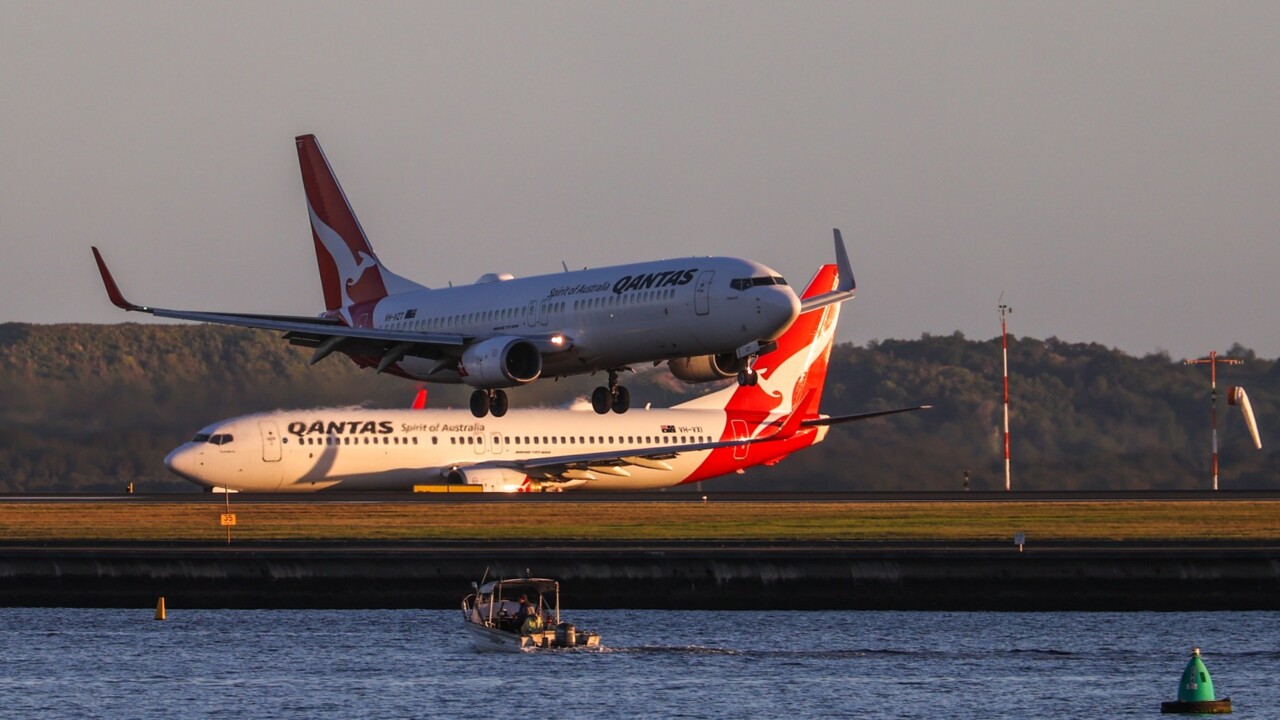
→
(93, 134, 855, 418)
(164, 265, 928, 492)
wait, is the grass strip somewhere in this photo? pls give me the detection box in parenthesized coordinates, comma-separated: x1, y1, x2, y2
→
(2, 501, 1279, 543)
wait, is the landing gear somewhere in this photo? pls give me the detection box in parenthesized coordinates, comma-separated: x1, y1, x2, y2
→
(490, 389, 509, 417)
(732, 340, 775, 388)
(469, 389, 509, 418)
(591, 371, 631, 415)
(591, 387, 611, 414)
(612, 386, 631, 413)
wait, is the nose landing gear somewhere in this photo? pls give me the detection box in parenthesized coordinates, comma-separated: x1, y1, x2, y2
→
(733, 339, 776, 387)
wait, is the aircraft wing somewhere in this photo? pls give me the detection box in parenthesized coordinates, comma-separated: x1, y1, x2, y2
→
(483, 394, 816, 483)
(801, 404, 932, 427)
(93, 246, 522, 369)
(798, 229, 857, 313)
(517, 436, 750, 478)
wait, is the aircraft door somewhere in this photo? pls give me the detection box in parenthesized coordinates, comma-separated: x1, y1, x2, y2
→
(490, 432, 504, 454)
(538, 300, 550, 326)
(525, 300, 537, 327)
(472, 432, 486, 455)
(694, 270, 714, 315)
(731, 419, 749, 461)
(259, 421, 282, 462)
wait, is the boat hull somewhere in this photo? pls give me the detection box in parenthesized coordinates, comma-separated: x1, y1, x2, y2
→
(463, 620, 601, 653)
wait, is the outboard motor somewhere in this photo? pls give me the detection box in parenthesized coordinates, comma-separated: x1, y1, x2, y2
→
(555, 622, 577, 648)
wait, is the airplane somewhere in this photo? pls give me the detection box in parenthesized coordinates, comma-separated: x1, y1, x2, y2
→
(93, 134, 856, 418)
(164, 264, 929, 492)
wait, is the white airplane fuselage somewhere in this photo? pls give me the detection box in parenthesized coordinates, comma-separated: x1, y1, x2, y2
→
(363, 256, 798, 381)
(166, 405, 828, 492)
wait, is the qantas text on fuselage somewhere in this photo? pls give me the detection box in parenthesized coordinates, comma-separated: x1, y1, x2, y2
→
(92, 134, 855, 419)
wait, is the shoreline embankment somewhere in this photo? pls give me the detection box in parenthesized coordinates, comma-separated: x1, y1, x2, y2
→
(2, 541, 1277, 610)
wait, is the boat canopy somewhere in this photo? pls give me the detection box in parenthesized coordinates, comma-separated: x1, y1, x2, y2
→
(477, 578, 559, 596)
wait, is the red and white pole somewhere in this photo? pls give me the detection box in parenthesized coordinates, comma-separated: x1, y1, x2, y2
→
(1000, 302, 1012, 491)
(1185, 351, 1244, 491)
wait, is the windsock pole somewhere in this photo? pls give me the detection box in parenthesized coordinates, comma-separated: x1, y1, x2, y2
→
(1000, 301, 1012, 492)
(1185, 351, 1244, 491)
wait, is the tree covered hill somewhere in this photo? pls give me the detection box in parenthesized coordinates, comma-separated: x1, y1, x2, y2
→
(1, 323, 1275, 492)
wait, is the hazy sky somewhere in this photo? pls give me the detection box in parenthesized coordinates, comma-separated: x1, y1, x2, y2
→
(4, 1, 1278, 359)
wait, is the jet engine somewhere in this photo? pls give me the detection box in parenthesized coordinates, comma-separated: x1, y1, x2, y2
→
(446, 466, 529, 492)
(668, 352, 749, 383)
(458, 336, 542, 388)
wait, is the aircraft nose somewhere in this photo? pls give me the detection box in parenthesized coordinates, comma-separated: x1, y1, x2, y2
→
(757, 286, 802, 341)
(164, 445, 209, 487)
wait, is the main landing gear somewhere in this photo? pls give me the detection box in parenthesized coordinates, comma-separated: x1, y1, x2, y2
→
(736, 367, 759, 386)
(591, 370, 631, 415)
(469, 389, 509, 418)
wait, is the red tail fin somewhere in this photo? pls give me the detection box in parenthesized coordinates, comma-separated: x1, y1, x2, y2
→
(296, 135, 423, 317)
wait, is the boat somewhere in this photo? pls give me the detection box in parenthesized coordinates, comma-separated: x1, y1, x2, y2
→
(461, 575, 601, 652)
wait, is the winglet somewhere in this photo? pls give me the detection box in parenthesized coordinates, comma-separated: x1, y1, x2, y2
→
(799, 229, 856, 313)
(833, 228, 854, 293)
(91, 247, 146, 312)
(411, 387, 428, 410)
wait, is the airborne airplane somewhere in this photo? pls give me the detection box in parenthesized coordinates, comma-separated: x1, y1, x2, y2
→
(93, 135, 855, 418)
(164, 265, 929, 492)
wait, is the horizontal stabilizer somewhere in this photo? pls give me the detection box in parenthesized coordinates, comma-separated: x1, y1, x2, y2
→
(803, 404, 932, 427)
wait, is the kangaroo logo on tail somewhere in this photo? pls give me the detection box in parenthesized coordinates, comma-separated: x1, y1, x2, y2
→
(296, 135, 424, 324)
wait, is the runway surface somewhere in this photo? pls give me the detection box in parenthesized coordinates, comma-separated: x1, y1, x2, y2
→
(3, 489, 1278, 503)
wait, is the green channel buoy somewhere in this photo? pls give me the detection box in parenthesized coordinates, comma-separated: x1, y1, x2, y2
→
(1161, 647, 1231, 714)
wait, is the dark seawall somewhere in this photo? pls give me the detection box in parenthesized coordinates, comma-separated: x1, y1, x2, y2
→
(3, 541, 1279, 610)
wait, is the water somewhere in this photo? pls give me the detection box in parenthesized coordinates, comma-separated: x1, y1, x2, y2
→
(1, 609, 1275, 719)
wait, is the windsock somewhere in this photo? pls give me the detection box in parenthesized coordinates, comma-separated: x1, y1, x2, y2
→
(1228, 386, 1262, 449)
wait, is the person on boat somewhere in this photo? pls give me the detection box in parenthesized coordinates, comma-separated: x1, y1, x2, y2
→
(516, 595, 543, 635)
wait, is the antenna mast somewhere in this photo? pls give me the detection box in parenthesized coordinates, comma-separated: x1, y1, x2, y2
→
(999, 297, 1012, 492)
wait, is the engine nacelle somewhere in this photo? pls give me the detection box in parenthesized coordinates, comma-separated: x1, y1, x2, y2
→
(668, 352, 748, 383)
(459, 336, 542, 389)
(446, 466, 529, 492)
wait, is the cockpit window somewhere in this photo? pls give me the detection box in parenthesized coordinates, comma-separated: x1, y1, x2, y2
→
(730, 276, 788, 291)
(192, 433, 211, 443)
(208, 434, 235, 446)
